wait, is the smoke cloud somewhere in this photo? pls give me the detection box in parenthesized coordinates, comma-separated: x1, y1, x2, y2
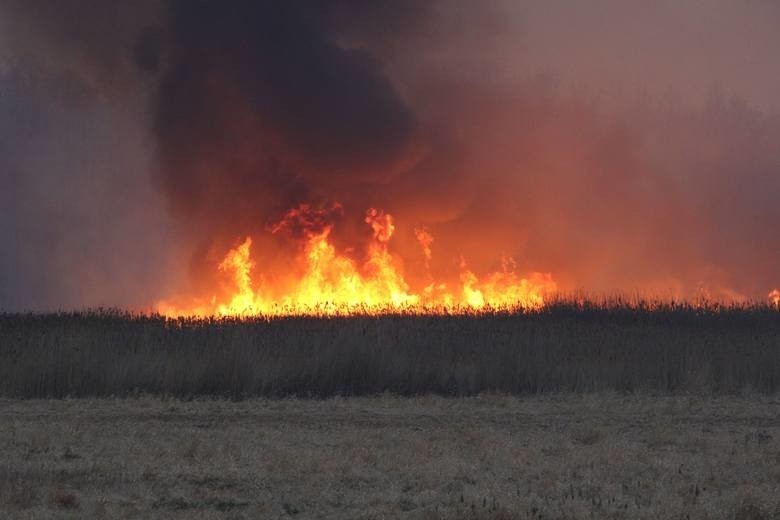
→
(0, 0, 778, 310)
(153, 1, 421, 230)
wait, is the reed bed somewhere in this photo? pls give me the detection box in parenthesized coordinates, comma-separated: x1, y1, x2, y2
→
(1, 300, 778, 398)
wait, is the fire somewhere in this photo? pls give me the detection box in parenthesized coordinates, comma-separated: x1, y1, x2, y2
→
(770, 289, 780, 308)
(414, 227, 433, 269)
(157, 204, 557, 317)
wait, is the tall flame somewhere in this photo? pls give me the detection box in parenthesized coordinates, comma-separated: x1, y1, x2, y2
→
(414, 227, 434, 270)
(157, 204, 556, 317)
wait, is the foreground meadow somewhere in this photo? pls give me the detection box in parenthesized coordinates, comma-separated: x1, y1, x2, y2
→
(1, 394, 780, 519)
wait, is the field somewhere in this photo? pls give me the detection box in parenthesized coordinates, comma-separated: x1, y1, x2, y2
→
(1, 304, 779, 518)
(2, 395, 780, 519)
(1, 303, 779, 398)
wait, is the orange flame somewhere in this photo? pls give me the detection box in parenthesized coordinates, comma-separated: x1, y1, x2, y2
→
(157, 204, 557, 317)
(414, 227, 433, 269)
(770, 289, 780, 308)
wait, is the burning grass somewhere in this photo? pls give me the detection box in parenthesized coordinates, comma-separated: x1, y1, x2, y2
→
(155, 204, 558, 318)
(1, 300, 778, 398)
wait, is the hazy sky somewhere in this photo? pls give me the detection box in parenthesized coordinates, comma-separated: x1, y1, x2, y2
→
(514, 0, 780, 109)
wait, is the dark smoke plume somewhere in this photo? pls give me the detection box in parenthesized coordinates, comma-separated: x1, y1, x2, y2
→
(153, 1, 422, 232)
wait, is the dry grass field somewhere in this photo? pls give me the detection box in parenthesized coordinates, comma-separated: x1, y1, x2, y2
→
(2, 394, 780, 519)
(2, 306, 778, 518)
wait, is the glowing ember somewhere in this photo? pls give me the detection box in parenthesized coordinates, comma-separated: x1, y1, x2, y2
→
(157, 204, 557, 317)
(770, 289, 780, 308)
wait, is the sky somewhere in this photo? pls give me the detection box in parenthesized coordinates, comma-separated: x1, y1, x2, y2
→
(0, 0, 778, 310)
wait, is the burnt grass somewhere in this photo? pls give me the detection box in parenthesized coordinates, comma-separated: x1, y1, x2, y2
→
(1, 301, 778, 398)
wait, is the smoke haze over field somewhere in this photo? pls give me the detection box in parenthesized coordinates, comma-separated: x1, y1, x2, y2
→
(0, 0, 778, 310)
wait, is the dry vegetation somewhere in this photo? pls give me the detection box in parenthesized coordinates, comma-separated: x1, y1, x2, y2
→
(1, 394, 780, 519)
(1, 302, 778, 398)
(2, 304, 778, 518)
